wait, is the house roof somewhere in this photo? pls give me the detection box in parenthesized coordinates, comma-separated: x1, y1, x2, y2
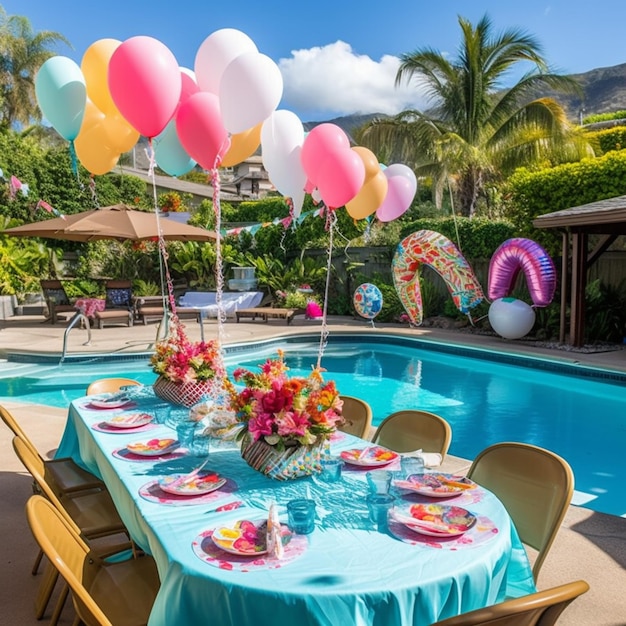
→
(533, 195, 626, 234)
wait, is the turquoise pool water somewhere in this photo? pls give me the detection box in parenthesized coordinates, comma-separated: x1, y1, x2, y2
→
(1, 334, 624, 517)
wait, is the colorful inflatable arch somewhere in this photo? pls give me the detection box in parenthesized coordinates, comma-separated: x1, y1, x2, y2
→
(392, 230, 484, 325)
(488, 238, 556, 307)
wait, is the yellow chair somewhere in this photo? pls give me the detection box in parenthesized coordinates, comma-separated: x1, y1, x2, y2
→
(12, 436, 131, 623)
(26, 495, 160, 626)
(372, 410, 452, 457)
(430, 579, 589, 625)
(86, 377, 141, 395)
(466, 442, 574, 582)
(338, 395, 373, 439)
(0, 404, 105, 496)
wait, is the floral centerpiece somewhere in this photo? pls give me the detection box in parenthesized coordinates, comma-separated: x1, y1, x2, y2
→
(150, 325, 227, 408)
(226, 350, 343, 480)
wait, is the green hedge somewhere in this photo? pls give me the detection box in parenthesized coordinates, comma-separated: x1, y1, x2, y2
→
(585, 127, 626, 154)
(506, 150, 626, 255)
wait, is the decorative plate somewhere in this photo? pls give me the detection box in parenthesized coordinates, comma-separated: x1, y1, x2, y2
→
(340, 446, 399, 467)
(393, 503, 476, 537)
(103, 413, 153, 429)
(394, 474, 475, 498)
(126, 438, 180, 457)
(158, 472, 226, 496)
(88, 397, 133, 409)
(211, 519, 292, 556)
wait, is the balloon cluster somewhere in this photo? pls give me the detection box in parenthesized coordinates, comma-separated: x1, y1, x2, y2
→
(35, 28, 417, 221)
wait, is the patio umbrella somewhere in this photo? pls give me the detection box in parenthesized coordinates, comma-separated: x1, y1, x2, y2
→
(2, 203, 218, 242)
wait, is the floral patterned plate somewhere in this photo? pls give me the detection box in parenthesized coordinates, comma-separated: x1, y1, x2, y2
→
(103, 413, 153, 429)
(88, 398, 134, 409)
(159, 472, 226, 496)
(394, 474, 475, 498)
(126, 438, 180, 457)
(211, 519, 292, 556)
(340, 446, 399, 467)
(393, 503, 477, 537)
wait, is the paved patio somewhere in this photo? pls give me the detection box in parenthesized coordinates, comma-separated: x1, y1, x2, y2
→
(1, 313, 625, 624)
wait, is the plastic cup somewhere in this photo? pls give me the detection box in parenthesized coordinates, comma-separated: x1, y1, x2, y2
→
(287, 499, 316, 534)
(400, 455, 425, 478)
(366, 493, 395, 531)
(176, 421, 196, 449)
(366, 470, 393, 495)
(320, 457, 344, 482)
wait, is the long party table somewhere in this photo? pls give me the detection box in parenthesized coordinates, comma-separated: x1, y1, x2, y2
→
(56, 388, 536, 626)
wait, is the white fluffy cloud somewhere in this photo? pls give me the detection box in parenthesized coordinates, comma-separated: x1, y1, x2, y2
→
(278, 41, 428, 121)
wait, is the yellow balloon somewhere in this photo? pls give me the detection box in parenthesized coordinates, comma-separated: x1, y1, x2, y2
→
(220, 123, 262, 168)
(102, 112, 139, 153)
(345, 170, 388, 219)
(352, 146, 381, 180)
(81, 38, 121, 114)
(75, 100, 119, 175)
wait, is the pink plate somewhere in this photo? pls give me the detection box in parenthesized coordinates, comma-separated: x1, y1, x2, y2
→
(393, 503, 476, 537)
(87, 398, 134, 410)
(394, 474, 474, 498)
(103, 413, 153, 429)
(340, 446, 398, 467)
(159, 473, 226, 496)
(211, 519, 293, 557)
(126, 438, 180, 457)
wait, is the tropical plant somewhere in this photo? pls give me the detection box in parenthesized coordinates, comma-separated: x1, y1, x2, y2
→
(356, 14, 591, 217)
(0, 8, 70, 130)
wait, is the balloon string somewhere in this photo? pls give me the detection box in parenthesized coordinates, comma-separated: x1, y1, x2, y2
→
(316, 211, 336, 369)
(211, 166, 226, 359)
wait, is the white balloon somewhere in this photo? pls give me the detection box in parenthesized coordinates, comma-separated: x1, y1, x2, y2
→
(220, 52, 283, 134)
(267, 146, 307, 210)
(194, 28, 257, 94)
(261, 109, 304, 173)
(488, 298, 536, 340)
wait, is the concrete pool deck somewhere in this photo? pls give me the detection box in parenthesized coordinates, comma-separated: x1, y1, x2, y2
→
(0, 313, 625, 624)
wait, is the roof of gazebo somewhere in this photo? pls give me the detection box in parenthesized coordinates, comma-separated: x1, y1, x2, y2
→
(533, 195, 626, 233)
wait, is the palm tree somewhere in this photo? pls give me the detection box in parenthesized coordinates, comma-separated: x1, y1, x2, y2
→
(0, 7, 70, 130)
(356, 15, 592, 217)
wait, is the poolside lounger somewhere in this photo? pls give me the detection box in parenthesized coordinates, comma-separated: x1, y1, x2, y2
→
(235, 307, 298, 325)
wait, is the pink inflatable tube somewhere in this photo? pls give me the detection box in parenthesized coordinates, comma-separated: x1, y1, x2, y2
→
(488, 238, 556, 307)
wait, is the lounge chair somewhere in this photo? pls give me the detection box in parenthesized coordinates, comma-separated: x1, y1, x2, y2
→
(94, 280, 134, 328)
(134, 295, 202, 325)
(40, 279, 76, 324)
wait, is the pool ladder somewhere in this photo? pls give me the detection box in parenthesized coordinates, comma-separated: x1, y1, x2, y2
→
(61, 312, 92, 363)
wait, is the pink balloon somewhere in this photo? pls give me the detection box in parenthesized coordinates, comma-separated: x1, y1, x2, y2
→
(179, 68, 200, 107)
(108, 36, 181, 138)
(176, 92, 230, 170)
(316, 148, 365, 208)
(300, 123, 350, 186)
(376, 173, 417, 222)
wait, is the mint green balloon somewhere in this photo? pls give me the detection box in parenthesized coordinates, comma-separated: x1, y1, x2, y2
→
(35, 56, 86, 141)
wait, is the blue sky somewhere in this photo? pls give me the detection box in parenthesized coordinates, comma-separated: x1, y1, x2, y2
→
(6, 1, 626, 121)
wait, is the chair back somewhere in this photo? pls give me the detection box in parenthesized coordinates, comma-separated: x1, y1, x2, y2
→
(0, 404, 40, 458)
(339, 395, 373, 439)
(26, 495, 113, 626)
(372, 410, 452, 457)
(86, 378, 140, 396)
(104, 280, 133, 308)
(430, 579, 589, 625)
(40, 279, 71, 306)
(467, 442, 574, 581)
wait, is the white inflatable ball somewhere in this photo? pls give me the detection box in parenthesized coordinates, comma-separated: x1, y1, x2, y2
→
(488, 297, 536, 340)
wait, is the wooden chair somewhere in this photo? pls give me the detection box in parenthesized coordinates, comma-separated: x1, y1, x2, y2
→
(372, 409, 452, 457)
(338, 395, 373, 439)
(40, 279, 76, 324)
(0, 404, 105, 496)
(26, 495, 160, 626)
(93, 280, 134, 329)
(86, 377, 141, 396)
(431, 580, 589, 626)
(12, 436, 132, 623)
(466, 442, 574, 582)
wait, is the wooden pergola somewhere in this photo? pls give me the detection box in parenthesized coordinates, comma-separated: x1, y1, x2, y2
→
(533, 195, 626, 346)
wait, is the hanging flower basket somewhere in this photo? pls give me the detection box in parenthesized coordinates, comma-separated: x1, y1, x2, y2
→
(153, 376, 214, 408)
(240, 433, 325, 481)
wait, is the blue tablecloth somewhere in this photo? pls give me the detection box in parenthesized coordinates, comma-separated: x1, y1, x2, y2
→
(57, 389, 536, 626)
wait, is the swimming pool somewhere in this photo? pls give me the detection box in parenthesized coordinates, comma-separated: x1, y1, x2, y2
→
(1, 333, 624, 517)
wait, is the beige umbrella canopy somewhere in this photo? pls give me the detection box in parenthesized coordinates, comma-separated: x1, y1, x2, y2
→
(2, 204, 218, 242)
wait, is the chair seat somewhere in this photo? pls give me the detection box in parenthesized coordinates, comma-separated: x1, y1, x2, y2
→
(44, 458, 105, 494)
(61, 489, 127, 537)
(87, 554, 160, 626)
(235, 307, 299, 324)
(94, 308, 133, 328)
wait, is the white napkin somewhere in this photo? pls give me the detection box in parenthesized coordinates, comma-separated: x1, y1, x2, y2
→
(405, 450, 443, 468)
(266, 502, 284, 559)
